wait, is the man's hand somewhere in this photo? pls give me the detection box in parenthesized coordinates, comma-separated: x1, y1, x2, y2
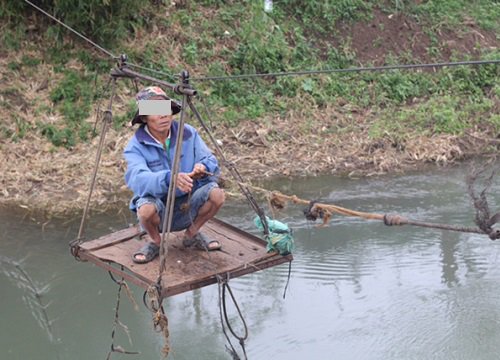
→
(176, 173, 193, 193)
(188, 163, 209, 180)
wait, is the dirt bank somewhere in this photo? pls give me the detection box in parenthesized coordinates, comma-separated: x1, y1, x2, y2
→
(0, 103, 498, 217)
(1, 3, 498, 216)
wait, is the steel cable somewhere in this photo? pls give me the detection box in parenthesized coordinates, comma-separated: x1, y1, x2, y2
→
(23, 0, 118, 59)
(191, 59, 500, 82)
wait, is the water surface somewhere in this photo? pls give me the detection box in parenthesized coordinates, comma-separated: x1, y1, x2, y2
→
(1, 164, 499, 359)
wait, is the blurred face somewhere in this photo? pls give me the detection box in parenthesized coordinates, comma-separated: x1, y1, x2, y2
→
(143, 95, 174, 134)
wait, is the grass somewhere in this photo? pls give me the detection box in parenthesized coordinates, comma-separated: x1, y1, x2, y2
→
(0, 0, 498, 148)
(370, 94, 497, 139)
(0, 0, 498, 215)
(45, 69, 95, 146)
(0, 25, 25, 51)
(411, 0, 500, 33)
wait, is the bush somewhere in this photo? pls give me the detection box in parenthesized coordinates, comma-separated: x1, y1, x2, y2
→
(229, 7, 290, 74)
(39, 124, 76, 148)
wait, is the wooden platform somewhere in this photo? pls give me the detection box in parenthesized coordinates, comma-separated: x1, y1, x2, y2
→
(78, 218, 292, 297)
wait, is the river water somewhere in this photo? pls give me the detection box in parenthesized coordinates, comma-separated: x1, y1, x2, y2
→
(1, 164, 499, 360)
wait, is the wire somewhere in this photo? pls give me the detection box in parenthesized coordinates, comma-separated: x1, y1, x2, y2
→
(23, 0, 118, 60)
(23, 0, 179, 80)
(126, 62, 179, 81)
(24, 0, 499, 85)
(191, 59, 500, 81)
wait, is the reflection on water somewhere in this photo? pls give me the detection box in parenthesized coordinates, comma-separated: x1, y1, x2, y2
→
(1, 164, 499, 360)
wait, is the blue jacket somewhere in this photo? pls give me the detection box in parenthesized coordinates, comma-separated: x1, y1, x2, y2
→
(124, 122, 219, 211)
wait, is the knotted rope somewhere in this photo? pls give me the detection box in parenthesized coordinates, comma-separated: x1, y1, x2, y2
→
(236, 182, 499, 240)
(106, 270, 140, 359)
(143, 285, 171, 357)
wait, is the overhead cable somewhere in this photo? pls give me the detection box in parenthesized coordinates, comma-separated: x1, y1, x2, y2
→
(191, 59, 500, 82)
(125, 62, 179, 80)
(23, 0, 118, 59)
(23, 0, 178, 80)
(23, 0, 499, 84)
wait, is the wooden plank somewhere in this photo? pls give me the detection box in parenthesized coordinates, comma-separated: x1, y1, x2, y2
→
(79, 226, 142, 251)
(78, 218, 292, 297)
(164, 253, 293, 297)
(78, 251, 151, 290)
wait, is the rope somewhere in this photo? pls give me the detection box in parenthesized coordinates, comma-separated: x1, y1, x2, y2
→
(143, 286, 171, 357)
(106, 270, 140, 359)
(282, 261, 292, 300)
(238, 183, 500, 240)
(141, 72, 194, 359)
(157, 72, 191, 284)
(187, 95, 270, 235)
(71, 77, 117, 257)
(191, 59, 500, 82)
(217, 275, 249, 360)
(217, 277, 240, 359)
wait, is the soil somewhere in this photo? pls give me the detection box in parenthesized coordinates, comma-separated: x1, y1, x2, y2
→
(0, 7, 498, 216)
(325, 8, 499, 65)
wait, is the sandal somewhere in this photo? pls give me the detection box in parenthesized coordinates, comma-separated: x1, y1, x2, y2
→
(182, 233, 221, 251)
(132, 242, 160, 264)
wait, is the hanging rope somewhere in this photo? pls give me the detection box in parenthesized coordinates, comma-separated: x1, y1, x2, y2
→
(71, 77, 117, 258)
(217, 275, 249, 360)
(137, 71, 194, 359)
(282, 261, 292, 299)
(157, 73, 190, 281)
(106, 270, 140, 360)
(187, 95, 270, 236)
(142, 286, 171, 357)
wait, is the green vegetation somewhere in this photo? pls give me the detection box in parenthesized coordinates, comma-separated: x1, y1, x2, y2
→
(276, 0, 373, 33)
(0, 22, 25, 51)
(411, 0, 500, 31)
(113, 100, 137, 130)
(1, 0, 498, 148)
(0, 115, 34, 143)
(1, 0, 146, 45)
(43, 69, 96, 147)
